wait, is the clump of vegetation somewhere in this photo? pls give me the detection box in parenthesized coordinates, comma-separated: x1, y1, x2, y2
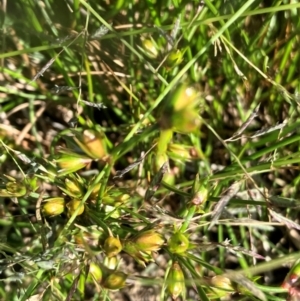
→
(1, 0, 300, 300)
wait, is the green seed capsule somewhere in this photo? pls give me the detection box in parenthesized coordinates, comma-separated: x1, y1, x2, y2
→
(66, 199, 84, 217)
(74, 129, 108, 160)
(102, 271, 127, 290)
(56, 149, 92, 175)
(165, 49, 184, 69)
(168, 232, 189, 254)
(167, 262, 185, 299)
(87, 262, 102, 283)
(133, 230, 165, 252)
(42, 198, 65, 216)
(64, 178, 84, 198)
(142, 39, 159, 58)
(103, 236, 122, 257)
(211, 275, 234, 291)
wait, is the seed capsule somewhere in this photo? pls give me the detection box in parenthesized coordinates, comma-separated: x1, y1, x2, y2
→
(142, 38, 159, 58)
(168, 232, 189, 254)
(165, 49, 184, 69)
(133, 230, 165, 253)
(66, 199, 84, 217)
(102, 271, 127, 290)
(123, 241, 153, 266)
(87, 262, 102, 283)
(211, 275, 234, 291)
(74, 129, 107, 160)
(56, 149, 92, 175)
(42, 198, 65, 216)
(103, 236, 122, 257)
(64, 178, 84, 198)
(167, 262, 185, 299)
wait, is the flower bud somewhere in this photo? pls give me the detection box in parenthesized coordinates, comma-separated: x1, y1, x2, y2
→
(102, 190, 130, 206)
(66, 199, 84, 217)
(104, 256, 118, 270)
(167, 262, 185, 299)
(133, 230, 165, 252)
(5, 181, 27, 197)
(165, 49, 184, 70)
(123, 241, 153, 266)
(191, 186, 208, 206)
(167, 143, 193, 161)
(168, 232, 189, 254)
(89, 182, 101, 201)
(103, 236, 122, 257)
(64, 178, 84, 198)
(211, 275, 234, 291)
(56, 148, 92, 176)
(73, 129, 107, 160)
(87, 262, 102, 283)
(172, 84, 199, 112)
(172, 109, 201, 134)
(42, 198, 65, 216)
(102, 271, 127, 290)
(142, 38, 159, 58)
(159, 84, 202, 134)
(190, 174, 209, 208)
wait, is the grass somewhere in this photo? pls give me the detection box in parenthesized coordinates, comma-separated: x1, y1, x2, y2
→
(1, 0, 300, 300)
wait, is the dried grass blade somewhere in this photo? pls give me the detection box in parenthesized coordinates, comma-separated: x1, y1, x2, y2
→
(219, 240, 265, 260)
(11, 150, 32, 164)
(31, 57, 56, 82)
(89, 24, 110, 40)
(155, 26, 175, 48)
(224, 272, 266, 301)
(114, 157, 144, 179)
(250, 121, 286, 138)
(145, 162, 169, 202)
(269, 209, 300, 230)
(230, 103, 260, 139)
(197, 241, 264, 259)
(80, 100, 107, 110)
(51, 85, 78, 94)
(208, 181, 241, 230)
(171, 16, 181, 40)
(52, 34, 76, 46)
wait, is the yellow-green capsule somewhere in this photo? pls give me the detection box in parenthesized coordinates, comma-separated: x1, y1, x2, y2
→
(56, 149, 92, 176)
(104, 256, 118, 270)
(73, 129, 107, 160)
(211, 275, 234, 291)
(89, 182, 101, 201)
(5, 182, 27, 197)
(165, 49, 185, 70)
(123, 241, 153, 266)
(159, 83, 202, 134)
(87, 262, 102, 283)
(167, 143, 193, 161)
(66, 199, 84, 217)
(102, 271, 127, 290)
(42, 198, 65, 217)
(167, 262, 185, 299)
(64, 178, 84, 198)
(142, 38, 159, 58)
(133, 230, 165, 253)
(103, 236, 122, 257)
(168, 232, 189, 254)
